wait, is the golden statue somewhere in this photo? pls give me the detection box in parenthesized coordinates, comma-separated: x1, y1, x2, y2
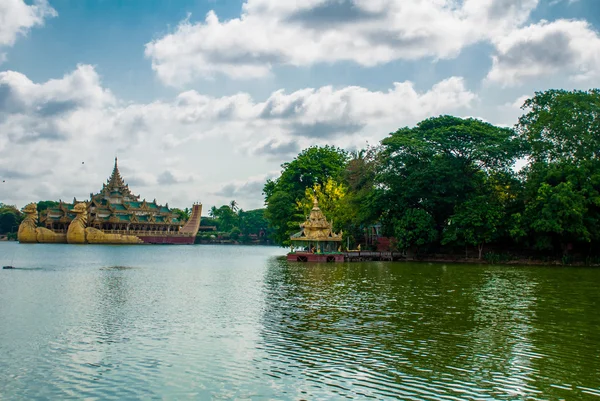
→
(85, 227, 143, 244)
(67, 202, 88, 244)
(66, 202, 142, 244)
(36, 227, 67, 243)
(17, 203, 38, 243)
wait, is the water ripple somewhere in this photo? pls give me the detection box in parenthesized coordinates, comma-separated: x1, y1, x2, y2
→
(1, 243, 599, 399)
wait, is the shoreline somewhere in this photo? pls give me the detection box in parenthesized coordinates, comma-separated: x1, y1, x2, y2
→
(2, 240, 595, 266)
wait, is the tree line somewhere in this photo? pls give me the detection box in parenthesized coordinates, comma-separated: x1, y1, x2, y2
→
(198, 202, 271, 243)
(263, 89, 600, 262)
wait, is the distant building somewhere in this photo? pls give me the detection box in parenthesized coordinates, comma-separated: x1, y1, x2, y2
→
(41, 158, 184, 233)
(19, 158, 203, 245)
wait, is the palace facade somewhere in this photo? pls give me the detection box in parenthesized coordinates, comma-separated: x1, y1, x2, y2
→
(19, 158, 201, 245)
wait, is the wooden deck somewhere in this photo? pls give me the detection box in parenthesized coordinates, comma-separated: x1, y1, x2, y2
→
(343, 251, 404, 261)
(287, 251, 405, 263)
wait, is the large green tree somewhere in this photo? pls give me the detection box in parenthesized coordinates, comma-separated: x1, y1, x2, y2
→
(341, 146, 383, 243)
(515, 90, 600, 255)
(517, 89, 600, 164)
(212, 204, 239, 232)
(392, 208, 438, 259)
(517, 161, 600, 253)
(0, 204, 22, 235)
(238, 208, 268, 238)
(379, 116, 525, 252)
(443, 193, 504, 259)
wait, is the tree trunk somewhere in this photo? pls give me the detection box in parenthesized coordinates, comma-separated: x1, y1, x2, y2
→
(478, 243, 484, 260)
(406, 245, 417, 260)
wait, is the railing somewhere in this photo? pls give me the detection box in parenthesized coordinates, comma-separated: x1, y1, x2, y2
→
(102, 229, 194, 237)
(43, 228, 195, 237)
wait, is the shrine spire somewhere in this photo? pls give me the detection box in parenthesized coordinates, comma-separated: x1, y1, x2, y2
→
(107, 157, 125, 190)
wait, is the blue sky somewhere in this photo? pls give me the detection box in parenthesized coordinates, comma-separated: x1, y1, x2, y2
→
(1, 0, 599, 210)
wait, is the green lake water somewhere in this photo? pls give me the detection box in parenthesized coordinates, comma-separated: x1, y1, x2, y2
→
(0, 242, 599, 400)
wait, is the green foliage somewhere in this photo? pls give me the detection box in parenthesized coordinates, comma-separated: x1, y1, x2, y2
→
(230, 227, 241, 241)
(443, 193, 504, 259)
(200, 216, 219, 228)
(483, 252, 513, 264)
(237, 208, 268, 237)
(200, 202, 270, 243)
(37, 200, 59, 213)
(514, 89, 600, 255)
(342, 146, 383, 232)
(171, 207, 190, 222)
(393, 208, 438, 252)
(519, 161, 600, 251)
(260, 91, 600, 260)
(211, 204, 239, 232)
(379, 116, 523, 242)
(517, 89, 600, 164)
(0, 205, 22, 235)
(264, 146, 348, 245)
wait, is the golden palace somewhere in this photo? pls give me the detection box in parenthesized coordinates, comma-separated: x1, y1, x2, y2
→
(18, 158, 201, 245)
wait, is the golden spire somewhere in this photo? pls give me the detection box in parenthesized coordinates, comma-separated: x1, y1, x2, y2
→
(106, 157, 125, 190)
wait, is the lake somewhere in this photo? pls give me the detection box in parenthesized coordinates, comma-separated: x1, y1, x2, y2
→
(1, 242, 599, 400)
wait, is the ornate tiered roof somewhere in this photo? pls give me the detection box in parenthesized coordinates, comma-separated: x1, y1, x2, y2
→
(97, 157, 139, 201)
(40, 159, 182, 228)
(291, 199, 343, 242)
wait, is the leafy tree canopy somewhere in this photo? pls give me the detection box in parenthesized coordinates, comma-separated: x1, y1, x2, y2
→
(383, 115, 525, 172)
(379, 116, 523, 241)
(171, 207, 190, 222)
(0, 205, 22, 235)
(517, 89, 600, 165)
(37, 201, 59, 213)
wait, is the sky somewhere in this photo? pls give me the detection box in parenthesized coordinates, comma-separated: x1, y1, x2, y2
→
(0, 0, 599, 211)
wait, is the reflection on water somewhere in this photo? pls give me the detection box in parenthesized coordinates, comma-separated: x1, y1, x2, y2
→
(0, 242, 599, 400)
(259, 261, 600, 400)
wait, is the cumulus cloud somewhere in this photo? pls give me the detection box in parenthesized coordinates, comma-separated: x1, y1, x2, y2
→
(252, 139, 300, 158)
(213, 171, 280, 209)
(145, 0, 540, 85)
(0, 65, 476, 208)
(487, 19, 600, 85)
(157, 170, 195, 185)
(0, 0, 56, 57)
(215, 180, 265, 199)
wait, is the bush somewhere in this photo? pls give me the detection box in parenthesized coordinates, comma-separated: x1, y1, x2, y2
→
(230, 227, 241, 241)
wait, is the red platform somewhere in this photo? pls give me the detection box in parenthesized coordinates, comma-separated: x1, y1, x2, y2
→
(286, 252, 345, 263)
(138, 235, 195, 244)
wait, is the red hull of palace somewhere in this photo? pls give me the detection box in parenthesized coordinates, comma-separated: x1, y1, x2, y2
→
(286, 252, 345, 262)
(138, 235, 196, 245)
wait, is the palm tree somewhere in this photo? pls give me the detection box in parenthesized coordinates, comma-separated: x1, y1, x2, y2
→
(209, 206, 218, 218)
(229, 200, 239, 212)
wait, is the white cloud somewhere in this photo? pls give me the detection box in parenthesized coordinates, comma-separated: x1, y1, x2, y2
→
(550, 0, 579, 5)
(0, 0, 56, 47)
(213, 171, 279, 209)
(509, 95, 531, 109)
(145, 0, 540, 85)
(0, 65, 476, 209)
(487, 19, 600, 85)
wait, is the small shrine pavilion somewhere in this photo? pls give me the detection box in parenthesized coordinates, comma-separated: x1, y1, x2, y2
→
(287, 199, 345, 262)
